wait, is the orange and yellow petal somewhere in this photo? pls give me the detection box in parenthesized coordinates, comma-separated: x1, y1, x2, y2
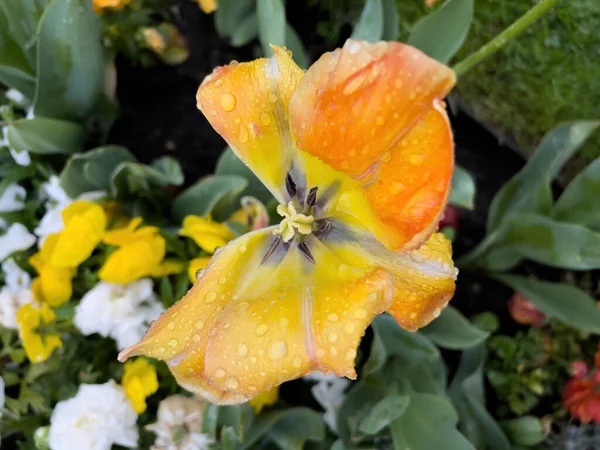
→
(99, 233, 166, 284)
(196, 47, 304, 200)
(188, 257, 212, 283)
(17, 304, 62, 363)
(289, 40, 455, 250)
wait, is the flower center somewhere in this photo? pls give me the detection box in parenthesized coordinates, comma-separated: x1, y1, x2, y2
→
(273, 201, 315, 242)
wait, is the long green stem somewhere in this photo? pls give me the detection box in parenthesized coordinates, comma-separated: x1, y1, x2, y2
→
(452, 0, 561, 77)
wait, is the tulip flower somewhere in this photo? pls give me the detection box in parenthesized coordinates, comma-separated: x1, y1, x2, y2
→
(120, 40, 457, 404)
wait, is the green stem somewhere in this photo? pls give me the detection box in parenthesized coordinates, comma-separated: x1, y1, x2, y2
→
(452, 0, 561, 77)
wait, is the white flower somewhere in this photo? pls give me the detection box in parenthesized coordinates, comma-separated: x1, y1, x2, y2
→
(74, 279, 164, 350)
(146, 395, 213, 450)
(0, 258, 34, 329)
(0, 375, 4, 414)
(304, 372, 350, 433)
(0, 183, 26, 228)
(5, 89, 28, 107)
(0, 223, 36, 261)
(34, 176, 106, 244)
(9, 148, 31, 167)
(49, 380, 138, 450)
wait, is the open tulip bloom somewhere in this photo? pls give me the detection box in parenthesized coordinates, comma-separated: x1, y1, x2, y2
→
(120, 40, 458, 404)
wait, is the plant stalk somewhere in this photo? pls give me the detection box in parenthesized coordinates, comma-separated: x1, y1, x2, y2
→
(452, 0, 561, 77)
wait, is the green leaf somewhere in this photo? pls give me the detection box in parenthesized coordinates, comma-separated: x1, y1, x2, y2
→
(285, 23, 307, 69)
(215, 147, 273, 204)
(407, 0, 473, 64)
(34, 0, 105, 121)
(215, 0, 254, 38)
(359, 395, 410, 435)
(172, 175, 248, 223)
(381, 0, 399, 40)
(449, 165, 475, 209)
(230, 13, 259, 47)
(482, 214, 600, 271)
(6, 117, 84, 154)
(220, 426, 239, 450)
(495, 275, 600, 334)
(363, 314, 439, 376)
(487, 121, 599, 234)
(337, 378, 387, 444)
(551, 157, 600, 228)
(218, 403, 253, 442)
(110, 161, 177, 202)
(421, 306, 488, 350)
(59, 145, 136, 197)
(390, 394, 475, 450)
(351, 0, 383, 42)
(257, 0, 285, 56)
(500, 417, 545, 447)
(151, 157, 184, 186)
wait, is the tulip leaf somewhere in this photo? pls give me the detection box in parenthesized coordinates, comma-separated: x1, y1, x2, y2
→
(421, 306, 489, 350)
(351, 0, 383, 42)
(215, 147, 273, 204)
(500, 417, 546, 447)
(110, 161, 181, 202)
(0, 6, 36, 98)
(285, 23, 307, 69)
(487, 121, 600, 234)
(151, 156, 184, 186)
(60, 145, 136, 197)
(381, 0, 399, 41)
(551, 157, 600, 228)
(6, 117, 84, 154)
(172, 175, 248, 223)
(215, 0, 254, 38)
(34, 0, 105, 121)
(390, 394, 475, 450)
(359, 395, 410, 435)
(449, 165, 475, 210)
(337, 379, 387, 444)
(495, 275, 600, 334)
(257, 0, 285, 56)
(482, 213, 600, 271)
(230, 13, 258, 47)
(407, 0, 473, 64)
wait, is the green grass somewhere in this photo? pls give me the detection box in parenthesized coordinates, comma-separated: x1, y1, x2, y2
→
(316, 0, 600, 175)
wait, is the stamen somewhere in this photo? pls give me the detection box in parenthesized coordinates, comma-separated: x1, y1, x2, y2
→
(306, 187, 318, 208)
(285, 173, 297, 198)
(260, 237, 283, 265)
(298, 242, 316, 264)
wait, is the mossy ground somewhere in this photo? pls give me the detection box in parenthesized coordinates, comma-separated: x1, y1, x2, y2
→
(316, 0, 600, 176)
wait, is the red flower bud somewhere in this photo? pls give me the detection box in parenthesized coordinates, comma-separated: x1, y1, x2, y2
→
(570, 361, 589, 379)
(508, 292, 546, 327)
(439, 205, 460, 230)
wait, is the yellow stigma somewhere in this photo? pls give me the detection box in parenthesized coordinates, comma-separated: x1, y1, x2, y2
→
(273, 201, 314, 242)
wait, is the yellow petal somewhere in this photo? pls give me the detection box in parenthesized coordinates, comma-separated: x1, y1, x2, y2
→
(39, 265, 75, 307)
(99, 234, 166, 284)
(150, 260, 186, 278)
(249, 385, 279, 414)
(188, 257, 212, 283)
(103, 217, 144, 246)
(17, 304, 62, 363)
(198, 0, 216, 14)
(120, 229, 393, 402)
(180, 215, 234, 253)
(51, 216, 104, 268)
(122, 358, 159, 414)
(196, 47, 304, 200)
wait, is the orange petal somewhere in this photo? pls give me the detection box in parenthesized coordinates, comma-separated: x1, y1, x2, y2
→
(196, 47, 304, 200)
(289, 40, 455, 249)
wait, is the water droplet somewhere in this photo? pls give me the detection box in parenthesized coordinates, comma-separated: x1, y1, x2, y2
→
(158, 346, 166, 353)
(238, 245, 247, 253)
(347, 41, 360, 54)
(260, 112, 272, 125)
(196, 269, 205, 280)
(280, 318, 289, 331)
(167, 322, 175, 330)
(327, 313, 339, 322)
(225, 376, 239, 390)
(354, 308, 367, 319)
(250, 356, 257, 364)
(375, 115, 385, 126)
(293, 355, 302, 368)
(168, 339, 178, 347)
(327, 332, 338, 343)
(248, 385, 257, 391)
(215, 79, 223, 87)
(204, 292, 217, 304)
(239, 125, 249, 143)
(215, 368, 226, 378)
(268, 340, 287, 360)
(220, 93, 236, 111)
(238, 302, 250, 312)
(256, 324, 268, 336)
(409, 312, 417, 319)
(195, 320, 204, 330)
(237, 344, 248, 357)
(346, 349, 357, 360)
(218, 276, 227, 285)
(268, 93, 277, 103)
(344, 322, 356, 334)
(329, 346, 338, 356)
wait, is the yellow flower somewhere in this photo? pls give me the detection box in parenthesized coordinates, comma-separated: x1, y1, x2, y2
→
(29, 234, 76, 307)
(99, 218, 166, 284)
(249, 385, 279, 414)
(140, 24, 189, 65)
(120, 41, 457, 405)
(122, 358, 159, 414)
(150, 260, 186, 278)
(17, 304, 62, 363)
(93, 0, 131, 13)
(230, 196, 270, 231)
(51, 201, 107, 268)
(179, 215, 234, 254)
(188, 256, 212, 283)
(197, 0, 216, 14)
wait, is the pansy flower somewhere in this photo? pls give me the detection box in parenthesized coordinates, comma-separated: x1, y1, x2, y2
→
(120, 40, 457, 404)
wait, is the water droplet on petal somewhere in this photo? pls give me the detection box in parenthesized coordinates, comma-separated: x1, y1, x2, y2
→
(293, 355, 302, 368)
(237, 344, 248, 357)
(260, 112, 272, 125)
(220, 93, 236, 111)
(239, 125, 249, 143)
(354, 308, 367, 319)
(346, 349, 357, 360)
(256, 324, 268, 336)
(328, 332, 338, 343)
(344, 322, 356, 334)
(168, 339, 178, 347)
(204, 292, 217, 304)
(215, 79, 223, 87)
(218, 276, 227, 285)
(268, 340, 287, 360)
(268, 93, 277, 103)
(329, 346, 338, 356)
(327, 313, 339, 322)
(195, 320, 204, 330)
(193, 334, 201, 342)
(167, 322, 175, 330)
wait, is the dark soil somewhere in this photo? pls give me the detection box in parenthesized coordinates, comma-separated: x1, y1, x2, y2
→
(108, 0, 529, 411)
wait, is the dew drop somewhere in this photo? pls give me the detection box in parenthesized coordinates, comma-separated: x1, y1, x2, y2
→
(256, 324, 268, 336)
(344, 322, 356, 334)
(166, 322, 175, 330)
(375, 115, 385, 126)
(215, 79, 223, 87)
(268, 93, 278, 103)
(260, 112, 272, 125)
(238, 245, 247, 253)
(239, 125, 249, 143)
(268, 340, 287, 360)
(220, 93, 236, 111)
(168, 339, 178, 347)
(329, 346, 338, 356)
(248, 385, 257, 391)
(327, 332, 338, 343)
(327, 313, 339, 322)
(237, 344, 248, 357)
(293, 355, 302, 368)
(218, 276, 227, 285)
(346, 348, 357, 360)
(193, 334, 201, 342)
(204, 292, 217, 304)
(225, 376, 239, 390)
(195, 320, 204, 330)
(215, 368, 226, 378)
(354, 308, 367, 319)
